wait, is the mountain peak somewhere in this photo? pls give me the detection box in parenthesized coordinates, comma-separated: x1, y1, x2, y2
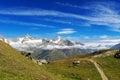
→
(52, 36, 63, 44)
(24, 34, 31, 39)
(54, 36, 61, 41)
(21, 34, 33, 43)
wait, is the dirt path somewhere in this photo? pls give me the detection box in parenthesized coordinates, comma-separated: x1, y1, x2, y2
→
(79, 58, 108, 80)
(89, 59, 108, 80)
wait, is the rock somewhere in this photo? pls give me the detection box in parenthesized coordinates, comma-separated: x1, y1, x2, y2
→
(73, 60, 80, 65)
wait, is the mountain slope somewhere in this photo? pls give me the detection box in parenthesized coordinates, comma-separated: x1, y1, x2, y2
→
(45, 49, 120, 80)
(93, 54, 120, 80)
(34, 48, 92, 61)
(0, 40, 58, 80)
(1, 40, 119, 80)
(111, 43, 120, 49)
(45, 56, 102, 80)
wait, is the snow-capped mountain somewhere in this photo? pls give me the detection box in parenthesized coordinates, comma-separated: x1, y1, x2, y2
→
(2, 35, 83, 51)
(0, 34, 120, 51)
(1, 34, 120, 61)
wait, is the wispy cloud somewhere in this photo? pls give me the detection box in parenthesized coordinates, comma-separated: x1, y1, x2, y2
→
(100, 35, 109, 39)
(56, 2, 88, 9)
(0, 2, 120, 32)
(57, 28, 76, 34)
(0, 7, 118, 22)
(99, 35, 120, 39)
(0, 19, 55, 28)
(43, 18, 72, 25)
(42, 18, 86, 27)
(56, 2, 120, 32)
(0, 8, 92, 20)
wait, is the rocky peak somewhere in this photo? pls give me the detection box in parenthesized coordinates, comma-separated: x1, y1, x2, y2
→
(24, 34, 32, 39)
(21, 34, 33, 43)
(53, 36, 62, 41)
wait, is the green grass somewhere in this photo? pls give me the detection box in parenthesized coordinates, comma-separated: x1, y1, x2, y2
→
(1, 40, 120, 80)
(94, 55, 120, 80)
(0, 41, 59, 80)
(45, 57, 102, 80)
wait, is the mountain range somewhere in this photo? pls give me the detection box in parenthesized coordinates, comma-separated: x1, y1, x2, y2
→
(0, 34, 120, 61)
(1, 34, 119, 50)
(111, 43, 120, 49)
(1, 40, 120, 80)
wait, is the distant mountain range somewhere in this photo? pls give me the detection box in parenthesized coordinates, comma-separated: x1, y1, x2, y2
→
(0, 34, 120, 61)
(111, 43, 120, 49)
(5, 34, 84, 51)
(1, 34, 119, 50)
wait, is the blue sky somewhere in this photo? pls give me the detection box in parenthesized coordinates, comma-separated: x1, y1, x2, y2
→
(0, 0, 120, 40)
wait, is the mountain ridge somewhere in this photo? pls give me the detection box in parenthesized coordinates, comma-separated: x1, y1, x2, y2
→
(1, 34, 120, 61)
(0, 34, 118, 51)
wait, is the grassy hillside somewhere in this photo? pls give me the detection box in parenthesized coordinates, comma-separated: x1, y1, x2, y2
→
(0, 41, 58, 80)
(45, 57, 102, 80)
(94, 55, 120, 80)
(44, 49, 120, 80)
(0, 40, 119, 80)
(89, 49, 120, 80)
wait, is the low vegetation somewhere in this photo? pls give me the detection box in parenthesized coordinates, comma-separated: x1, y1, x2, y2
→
(94, 56, 120, 80)
(45, 57, 102, 80)
(0, 40, 120, 80)
(0, 41, 58, 80)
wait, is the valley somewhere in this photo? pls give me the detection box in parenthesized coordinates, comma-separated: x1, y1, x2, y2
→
(0, 0, 120, 80)
(0, 40, 120, 80)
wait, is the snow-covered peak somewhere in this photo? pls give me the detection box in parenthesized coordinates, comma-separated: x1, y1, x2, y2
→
(1, 34, 120, 51)
(53, 36, 62, 43)
(23, 34, 32, 39)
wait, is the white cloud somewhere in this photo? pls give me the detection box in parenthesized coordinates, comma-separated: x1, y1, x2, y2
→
(56, 2, 88, 9)
(57, 28, 76, 34)
(0, 19, 55, 28)
(0, 9, 92, 20)
(56, 2, 120, 32)
(43, 18, 72, 24)
(0, 7, 118, 23)
(99, 35, 120, 40)
(0, 3, 120, 32)
(100, 35, 109, 39)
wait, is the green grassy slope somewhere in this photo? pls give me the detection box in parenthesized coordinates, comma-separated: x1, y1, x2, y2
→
(1, 40, 119, 80)
(94, 56, 120, 80)
(45, 49, 120, 80)
(45, 57, 102, 80)
(88, 49, 120, 80)
(0, 41, 58, 80)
